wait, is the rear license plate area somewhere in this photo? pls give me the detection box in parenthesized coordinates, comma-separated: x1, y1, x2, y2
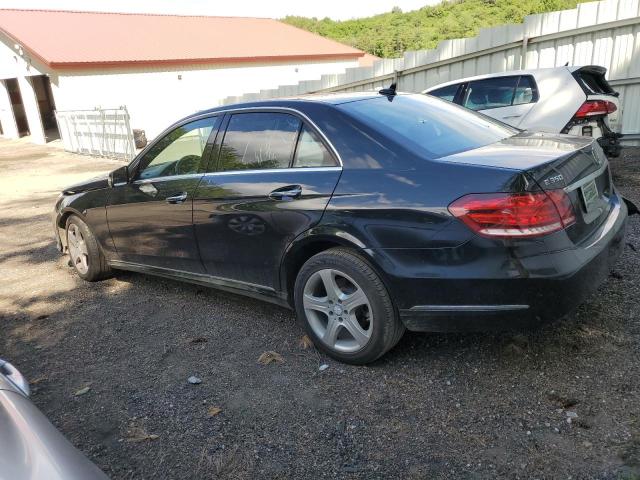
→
(580, 179, 599, 213)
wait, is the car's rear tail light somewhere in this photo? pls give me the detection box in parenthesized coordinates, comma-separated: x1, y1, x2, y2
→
(574, 100, 617, 118)
(448, 190, 576, 238)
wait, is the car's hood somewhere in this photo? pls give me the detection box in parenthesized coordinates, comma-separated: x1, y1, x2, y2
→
(62, 174, 109, 195)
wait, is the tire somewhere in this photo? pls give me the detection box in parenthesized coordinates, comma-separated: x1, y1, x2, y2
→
(65, 215, 112, 282)
(294, 247, 404, 364)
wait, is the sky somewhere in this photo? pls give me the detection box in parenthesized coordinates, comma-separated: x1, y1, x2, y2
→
(0, 0, 441, 20)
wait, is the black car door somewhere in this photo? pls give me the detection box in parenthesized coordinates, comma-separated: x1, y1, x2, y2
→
(106, 116, 221, 272)
(193, 110, 342, 290)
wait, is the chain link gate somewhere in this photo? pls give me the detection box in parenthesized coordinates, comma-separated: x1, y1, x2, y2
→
(55, 106, 136, 161)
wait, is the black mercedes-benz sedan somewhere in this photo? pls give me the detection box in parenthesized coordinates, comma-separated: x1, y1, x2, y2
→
(53, 91, 633, 364)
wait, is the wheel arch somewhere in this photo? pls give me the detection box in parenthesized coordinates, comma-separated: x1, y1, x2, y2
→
(57, 207, 85, 229)
(57, 207, 112, 259)
(279, 227, 386, 307)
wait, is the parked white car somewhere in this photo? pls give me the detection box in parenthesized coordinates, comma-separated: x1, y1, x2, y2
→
(423, 65, 622, 157)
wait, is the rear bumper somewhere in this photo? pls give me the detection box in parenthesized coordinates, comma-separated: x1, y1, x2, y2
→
(383, 196, 628, 332)
(597, 129, 623, 158)
(564, 118, 622, 157)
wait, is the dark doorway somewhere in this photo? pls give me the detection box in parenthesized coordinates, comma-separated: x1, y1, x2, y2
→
(32, 75, 60, 141)
(5, 78, 29, 137)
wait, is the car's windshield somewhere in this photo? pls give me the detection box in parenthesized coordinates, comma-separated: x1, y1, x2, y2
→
(339, 94, 518, 160)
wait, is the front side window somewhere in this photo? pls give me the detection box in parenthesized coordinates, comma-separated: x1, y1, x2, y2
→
(293, 126, 336, 168)
(463, 76, 519, 111)
(217, 113, 301, 172)
(138, 117, 220, 179)
(428, 84, 460, 102)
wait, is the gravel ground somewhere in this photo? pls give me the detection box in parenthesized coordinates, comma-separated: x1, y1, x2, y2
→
(0, 137, 639, 480)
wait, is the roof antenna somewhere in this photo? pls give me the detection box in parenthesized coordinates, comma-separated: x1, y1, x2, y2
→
(378, 82, 397, 98)
(564, 61, 569, 66)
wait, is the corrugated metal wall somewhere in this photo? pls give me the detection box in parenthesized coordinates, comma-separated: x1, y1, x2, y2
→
(222, 0, 640, 138)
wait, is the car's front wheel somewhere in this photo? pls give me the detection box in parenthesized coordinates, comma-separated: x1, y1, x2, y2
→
(294, 248, 404, 364)
(66, 215, 111, 282)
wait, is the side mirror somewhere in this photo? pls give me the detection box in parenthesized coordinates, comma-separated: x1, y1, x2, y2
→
(108, 166, 129, 187)
(0, 359, 30, 396)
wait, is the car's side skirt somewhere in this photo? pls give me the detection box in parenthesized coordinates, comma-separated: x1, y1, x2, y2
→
(108, 260, 291, 309)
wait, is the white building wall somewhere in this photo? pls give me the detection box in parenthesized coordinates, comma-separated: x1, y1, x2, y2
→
(17, 75, 45, 144)
(0, 79, 18, 138)
(0, 38, 47, 143)
(52, 59, 358, 139)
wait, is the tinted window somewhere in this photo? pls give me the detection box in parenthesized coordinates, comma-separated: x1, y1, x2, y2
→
(464, 76, 519, 111)
(428, 84, 460, 102)
(339, 94, 517, 160)
(138, 117, 219, 179)
(293, 126, 336, 168)
(513, 75, 537, 105)
(575, 71, 614, 95)
(217, 113, 301, 172)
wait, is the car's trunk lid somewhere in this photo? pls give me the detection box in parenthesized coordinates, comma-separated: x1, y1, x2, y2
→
(440, 131, 614, 242)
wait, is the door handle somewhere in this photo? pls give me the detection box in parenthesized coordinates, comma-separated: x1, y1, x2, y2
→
(166, 192, 188, 204)
(502, 115, 522, 119)
(269, 185, 302, 201)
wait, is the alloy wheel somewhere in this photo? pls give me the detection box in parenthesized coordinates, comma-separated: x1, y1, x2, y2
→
(303, 268, 373, 353)
(67, 224, 89, 275)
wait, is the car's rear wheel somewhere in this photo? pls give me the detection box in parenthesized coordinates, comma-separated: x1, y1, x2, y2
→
(66, 215, 111, 282)
(294, 248, 404, 364)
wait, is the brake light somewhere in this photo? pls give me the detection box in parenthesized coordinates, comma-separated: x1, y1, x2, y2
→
(448, 190, 576, 238)
(574, 100, 617, 118)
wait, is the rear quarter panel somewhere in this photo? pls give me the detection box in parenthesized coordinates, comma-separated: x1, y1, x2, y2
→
(519, 68, 585, 133)
(322, 162, 526, 250)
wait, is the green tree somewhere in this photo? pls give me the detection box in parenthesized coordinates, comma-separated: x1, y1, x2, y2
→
(282, 0, 589, 57)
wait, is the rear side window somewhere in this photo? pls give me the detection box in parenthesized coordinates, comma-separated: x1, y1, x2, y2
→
(428, 84, 460, 102)
(464, 76, 519, 111)
(293, 126, 336, 168)
(513, 75, 537, 105)
(217, 113, 301, 172)
(339, 94, 518, 160)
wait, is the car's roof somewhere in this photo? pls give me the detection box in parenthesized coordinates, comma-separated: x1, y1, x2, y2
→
(191, 91, 390, 118)
(422, 65, 595, 92)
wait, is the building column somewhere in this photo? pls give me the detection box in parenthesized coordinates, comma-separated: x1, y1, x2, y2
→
(17, 75, 45, 144)
(0, 80, 19, 139)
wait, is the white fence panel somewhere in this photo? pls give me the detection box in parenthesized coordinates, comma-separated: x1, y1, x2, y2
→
(55, 107, 136, 161)
(221, 0, 640, 139)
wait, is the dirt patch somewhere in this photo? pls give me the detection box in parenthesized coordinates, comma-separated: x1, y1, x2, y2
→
(0, 138, 639, 479)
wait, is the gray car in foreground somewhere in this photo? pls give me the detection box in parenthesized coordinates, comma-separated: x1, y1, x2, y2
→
(0, 359, 108, 480)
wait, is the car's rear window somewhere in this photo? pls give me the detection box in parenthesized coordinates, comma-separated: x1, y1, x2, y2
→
(574, 71, 615, 96)
(339, 94, 518, 160)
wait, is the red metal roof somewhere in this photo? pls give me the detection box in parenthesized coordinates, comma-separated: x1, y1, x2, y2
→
(0, 9, 365, 70)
